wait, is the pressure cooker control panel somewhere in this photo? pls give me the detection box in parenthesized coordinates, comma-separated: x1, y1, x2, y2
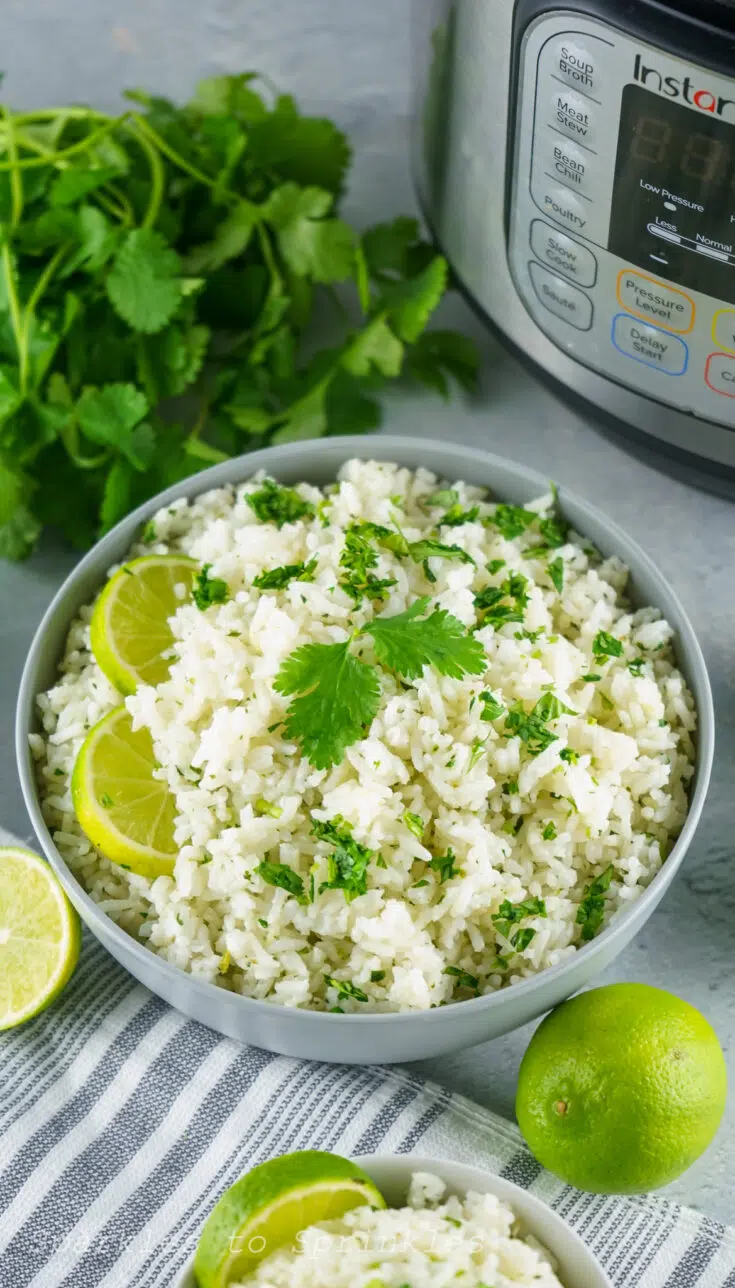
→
(508, 11, 735, 423)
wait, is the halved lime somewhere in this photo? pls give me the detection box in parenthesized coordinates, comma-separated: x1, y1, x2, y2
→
(0, 847, 81, 1029)
(72, 705, 177, 879)
(90, 554, 198, 695)
(194, 1150, 386, 1287)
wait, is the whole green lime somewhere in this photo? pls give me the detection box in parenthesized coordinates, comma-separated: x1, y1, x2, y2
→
(516, 983, 727, 1194)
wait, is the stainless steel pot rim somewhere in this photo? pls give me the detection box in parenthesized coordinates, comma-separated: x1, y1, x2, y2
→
(15, 435, 715, 1029)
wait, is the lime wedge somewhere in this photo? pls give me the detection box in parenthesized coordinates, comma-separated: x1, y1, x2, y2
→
(72, 705, 177, 879)
(194, 1150, 386, 1287)
(90, 554, 198, 695)
(0, 847, 81, 1030)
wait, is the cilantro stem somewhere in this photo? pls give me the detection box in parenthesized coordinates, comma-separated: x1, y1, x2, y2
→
(20, 243, 69, 391)
(131, 114, 227, 197)
(184, 438, 229, 464)
(1, 107, 24, 228)
(124, 121, 165, 229)
(0, 115, 130, 170)
(1, 243, 25, 384)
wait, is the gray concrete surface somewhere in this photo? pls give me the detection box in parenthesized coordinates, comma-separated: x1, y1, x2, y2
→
(0, 0, 732, 1223)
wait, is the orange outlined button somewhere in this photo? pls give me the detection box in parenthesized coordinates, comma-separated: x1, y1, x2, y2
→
(705, 352, 735, 397)
(617, 270, 695, 334)
(712, 309, 735, 354)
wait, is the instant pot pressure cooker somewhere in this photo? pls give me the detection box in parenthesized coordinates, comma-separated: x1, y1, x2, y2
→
(413, 0, 735, 488)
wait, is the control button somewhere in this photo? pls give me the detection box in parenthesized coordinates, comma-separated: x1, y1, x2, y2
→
(612, 314, 688, 375)
(537, 182, 590, 234)
(547, 39, 602, 96)
(529, 261, 593, 330)
(705, 352, 735, 397)
(550, 88, 596, 144)
(530, 220, 597, 287)
(541, 136, 593, 194)
(712, 309, 735, 354)
(616, 270, 695, 334)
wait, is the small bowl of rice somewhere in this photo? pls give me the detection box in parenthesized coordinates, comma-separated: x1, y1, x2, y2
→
(17, 436, 713, 1064)
(176, 1153, 611, 1288)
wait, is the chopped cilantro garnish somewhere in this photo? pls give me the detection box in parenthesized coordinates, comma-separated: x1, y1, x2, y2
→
(312, 816, 374, 901)
(141, 520, 157, 545)
(479, 690, 505, 721)
(534, 692, 575, 721)
(486, 558, 506, 575)
(542, 821, 557, 840)
(491, 504, 536, 539)
(582, 673, 601, 682)
(437, 503, 480, 527)
(408, 537, 476, 567)
(192, 564, 229, 610)
(505, 692, 572, 756)
(339, 523, 397, 605)
(325, 976, 369, 1003)
(253, 559, 317, 590)
(593, 630, 624, 660)
(428, 847, 459, 883)
(548, 557, 564, 593)
(426, 487, 459, 508)
(576, 864, 615, 941)
(492, 896, 547, 948)
(403, 810, 425, 839)
(628, 657, 646, 676)
(538, 516, 568, 548)
(100, 792, 114, 808)
(600, 692, 614, 710)
(370, 969, 386, 982)
(246, 478, 314, 527)
(444, 965, 479, 991)
(560, 747, 579, 764)
(256, 859, 306, 903)
(503, 779, 519, 794)
(468, 738, 486, 769)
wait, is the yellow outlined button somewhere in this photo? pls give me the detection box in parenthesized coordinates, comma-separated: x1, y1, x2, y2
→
(617, 270, 695, 335)
(712, 309, 735, 355)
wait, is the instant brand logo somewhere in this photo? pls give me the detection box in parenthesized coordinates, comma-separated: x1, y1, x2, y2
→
(633, 53, 735, 120)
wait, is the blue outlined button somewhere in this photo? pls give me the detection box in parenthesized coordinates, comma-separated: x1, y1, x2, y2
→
(611, 313, 688, 375)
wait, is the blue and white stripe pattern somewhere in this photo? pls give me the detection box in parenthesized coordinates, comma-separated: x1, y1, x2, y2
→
(2, 931, 734, 1284)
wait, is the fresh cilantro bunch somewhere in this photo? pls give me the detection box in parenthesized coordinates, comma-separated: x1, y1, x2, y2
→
(0, 74, 477, 558)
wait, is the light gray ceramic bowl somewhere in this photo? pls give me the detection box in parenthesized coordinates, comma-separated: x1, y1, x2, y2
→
(175, 1153, 611, 1288)
(16, 436, 713, 1064)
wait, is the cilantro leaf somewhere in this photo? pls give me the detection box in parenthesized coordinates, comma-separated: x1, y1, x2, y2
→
(491, 504, 536, 539)
(539, 516, 568, 548)
(339, 523, 396, 605)
(479, 690, 505, 721)
(185, 201, 256, 273)
(405, 329, 479, 398)
(533, 692, 575, 721)
(256, 858, 306, 903)
(403, 811, 425, 838)
(274, 641, 381, 769)
(407, 538, 475, 567)
(246, 478, 314, 527)
(363, 597, 486, 681)
(342, 317, 404, 379)
(312, 815, 375, 900)
(264, 183, 354, 283)
(492, 896, 547, 948)
(444, 965, 479, 992)
(437, 503, 480, 528)
(593, 631, 624, 660)
(381, 256, 448, 343)
(76, 384, 151, 469)
(576, 864, 615, 941)
(106, 229, 183, 334)
(548, 557, 564, 593)
(192, 564, 229, 610)
(324, 976, 369, 1003)
(49, 165, 120, 208)
(253, 559, 317, 590)
(428, 847, 459, 883)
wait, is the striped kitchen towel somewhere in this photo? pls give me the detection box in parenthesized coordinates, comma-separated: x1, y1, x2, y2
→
(1, 904, 733, 1285)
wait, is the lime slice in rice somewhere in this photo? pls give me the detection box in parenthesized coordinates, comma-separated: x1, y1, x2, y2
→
(194, 1151, 386, 1287)
(0, 847, 81, 1030)
(72, 705, 177, 879)
(90, 554, 198, 695)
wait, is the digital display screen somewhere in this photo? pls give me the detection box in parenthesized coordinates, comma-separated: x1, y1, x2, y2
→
(609, 83, 735, 304)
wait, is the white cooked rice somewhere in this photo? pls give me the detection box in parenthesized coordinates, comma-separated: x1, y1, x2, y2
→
(230, 1171, 565, 1287)
(33, 459, 696, 1012)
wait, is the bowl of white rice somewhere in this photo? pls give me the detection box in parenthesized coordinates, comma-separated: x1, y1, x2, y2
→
(17, 436, 713, 1064)
(176, 1154, 611, 1288)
